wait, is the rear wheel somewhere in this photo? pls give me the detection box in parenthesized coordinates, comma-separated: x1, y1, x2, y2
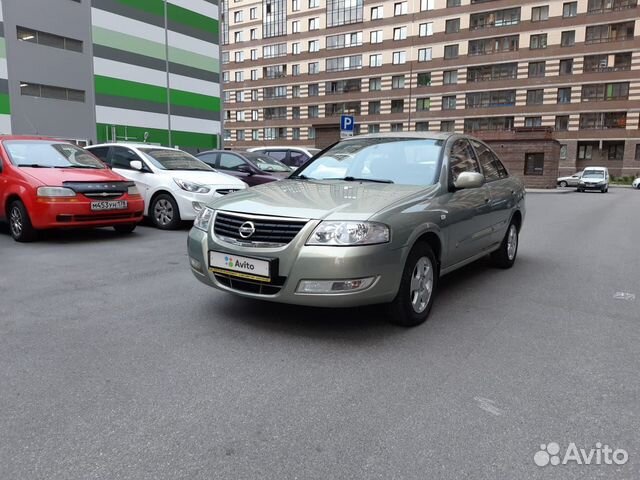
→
(491, 221, 519, 269)
(559, 181, 568, 187)
(113, 223, 137, 234)
(150, 194, 181, 230)
(8, 200, 37, 242)
(387, 242, 438, 327)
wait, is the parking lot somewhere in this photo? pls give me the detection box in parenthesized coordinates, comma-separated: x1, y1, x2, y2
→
(1, 188, 639, 479)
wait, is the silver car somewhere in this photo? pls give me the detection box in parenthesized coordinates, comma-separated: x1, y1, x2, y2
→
(188, 133, 525, 326)
(557, 171, 583, 187)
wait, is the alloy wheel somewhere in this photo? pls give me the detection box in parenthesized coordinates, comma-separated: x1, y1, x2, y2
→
(9, 206, 23, 238)
(507, 224, 518, 261)
(410, 256, 434, 314)
(154, 199, 174, 226)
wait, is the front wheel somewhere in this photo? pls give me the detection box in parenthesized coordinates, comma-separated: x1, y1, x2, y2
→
(150, 194, 181, 230)
(387, 243, 438, 327)
(8, 200, 37, 242)
(491, 222, 519, 269)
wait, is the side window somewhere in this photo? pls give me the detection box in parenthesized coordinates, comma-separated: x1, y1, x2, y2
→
(289, 151, 308, 166)
(111, 147, 140, 170)
(490, 153, 509, 178)
(266, 150, 288, 162)
(197, 153, 217, 167)
(449, 139, 480, 183)
(471, 140, 500, 182)
(88, 146, 110, 164)
(219, 153, 245, 171)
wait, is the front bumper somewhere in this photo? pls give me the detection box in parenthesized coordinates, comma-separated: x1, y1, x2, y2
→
(187, 224, 406, 308)
(578, 183, 606, 190)
(174, 186, 246, 221)
(29, 196, 145, 229)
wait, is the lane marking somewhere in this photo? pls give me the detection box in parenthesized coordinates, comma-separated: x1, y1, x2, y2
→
(474, 396, 503, 416)
(614, 292, 636, 301)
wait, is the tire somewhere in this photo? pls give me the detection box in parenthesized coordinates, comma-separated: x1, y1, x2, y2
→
(150, 194, 181, 230)
(491, 221, 519, 269)
(577, 188, 583, 192)
(387, 242, 438, 327)
(113, 223, 137, 234)
(601, 188, 606, 193)
(8, 200, 37, 242)
(559, 181, 568, 187)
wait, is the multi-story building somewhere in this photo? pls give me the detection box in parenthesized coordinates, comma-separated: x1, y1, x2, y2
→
(0, 0, 221, 151)
(221, 0, 640, 176)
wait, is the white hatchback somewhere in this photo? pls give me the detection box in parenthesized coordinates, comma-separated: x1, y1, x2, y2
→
(87, 143, 247, 229)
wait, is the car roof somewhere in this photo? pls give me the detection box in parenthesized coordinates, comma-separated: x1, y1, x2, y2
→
(88, 142, 181, 151)
(344, 132, 454, 141)
(0, 135, 66, 142)
(248, 146, 316, 151)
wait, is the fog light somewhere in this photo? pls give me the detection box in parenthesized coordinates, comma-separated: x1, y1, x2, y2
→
(192, 201, 204, 212)
(189, 257, 203, 272)
(296, 277, 376, 294)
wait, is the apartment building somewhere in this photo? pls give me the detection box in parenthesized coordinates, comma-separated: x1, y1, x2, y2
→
(0, 0, 221, 151)
(221, 0, 640, 176)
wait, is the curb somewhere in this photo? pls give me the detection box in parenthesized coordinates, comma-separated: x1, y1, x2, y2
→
(526, 188, 574, 194)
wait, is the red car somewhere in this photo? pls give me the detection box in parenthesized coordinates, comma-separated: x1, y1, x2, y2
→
(0, 136, 145, 242)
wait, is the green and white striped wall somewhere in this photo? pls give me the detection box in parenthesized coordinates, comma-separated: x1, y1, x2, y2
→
(0, 1, 11, 134)
(91, 0, 220, 150)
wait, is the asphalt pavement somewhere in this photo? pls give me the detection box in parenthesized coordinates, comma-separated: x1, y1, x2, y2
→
(1, 188, 639, 480)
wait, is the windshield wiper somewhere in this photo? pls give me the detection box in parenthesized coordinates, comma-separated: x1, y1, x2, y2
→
(56, 165, 101, 169)
(291, 174, 314, 180)
(325, 176, 394, 184)
(18, 164, 53, 168)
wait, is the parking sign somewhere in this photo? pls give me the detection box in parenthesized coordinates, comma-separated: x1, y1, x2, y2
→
(340, 115, 354, 132)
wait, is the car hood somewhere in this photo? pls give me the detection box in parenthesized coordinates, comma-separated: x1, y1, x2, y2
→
(159, 169, 247, 187)
(208, 179, 434, 220)
(557, 175, 575, 181)
(580, 177, 605, 183)
(19, 167, 128, 186)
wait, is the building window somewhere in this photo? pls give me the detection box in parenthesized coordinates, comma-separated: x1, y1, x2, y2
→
(417, 72, 431, 86)
(588, 0, 636, 13)
(326, 79, 361, 95)
(222, 52, 230, 64)
(252, 129, 260, 141)
(440, 120, 455, 132)
(419, 23, 433, 37)
(308, 17, 319, 30)
(222, 71, 230, 83)
(263, 0, 287, 38)
(392, 75, 405, 89)
(531, 5, 549, 21)
(415, 121, 430, 131)
(391, 99, 404, 113)
(444, 45, 459, 59)
(418, 48, 432, 62)
(470, 7, 521, 29)
(528, 61, 546, 78)
(421, 0, 435, 11)
(325, 101, 361, 116)
(466, 90, 516, 108)
(369, 54, 382, 67)
(606, 142, 624, 160)
(370, 6, 383, 20)
(234, 31, 243, 42)
(555, 116, 570, 131)
(250, 7, 258, 19)
(469, 35, 519, 55)
(308, 40, 319, 52)
(443, 70, 458, 84)
(530, 33, 547, 49)
(292, 106, 301, 119)
(577, 143, 596, 160)
(291, 64, 300, 76)
(467, 63, 518, 82)
(442, 95, 457, 110)
(308, 62, 320, 74)
(392, 51, 406, 65)
(524, 116, 542, 127)
(583, 52, 632, 72)
(308, 83, 319, 96)
(526, 89, 544, 105)
(251, 109, 259, 121)
(581, 82, 630, 101)
(369, 77, 382, 91)
(394, 2, 408, 16)
(393, 26, 407, 40)
(326, 0, 364, 28)
(635, 144, 640, 160)
(17, 26, 83, 52)
(368, 124, 380, 133)
(292, 20, 300, 33)
(233, 10, 243, 23)
(557, 87, 572, 104)
(263, 43, 287, 58)
(447, 0, 461, 6)
(445, 18, 460, 33)
(309, 0, 319, 7)
(585, 22, 635, 44)
(416, 98, 430, 111)
(391, 123, 404, 132)
(370, 30, 383, 43)
(579, 112, 627, 129)
(20, 82, 85, 102)
(292, 128, 300, 140)
(236, 130, 245, 141)
(308, 127, 316, 140)
(559, 59, 573, 75)
(292, 43, 300, 55)
(560, 144, 568, 160)
(524, 153, 544, 175)
(327, 31, 363, 49)
(563, 1, 577, 17)
(368, 101, 381, 115)
(464, 116, 514, 132)
(561, 30, 575, 47)
(308, 105, 319, 117)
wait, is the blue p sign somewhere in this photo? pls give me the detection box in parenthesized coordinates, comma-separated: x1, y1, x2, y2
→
(340, 115, 354, 132)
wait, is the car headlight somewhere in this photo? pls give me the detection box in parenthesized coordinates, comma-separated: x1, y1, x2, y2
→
(194, 207, 214, 231)
(174, 178, 210, 194)
(127, 184, 140, 195)
(37, 186, 76, 197)
(307, 221, 390, 246)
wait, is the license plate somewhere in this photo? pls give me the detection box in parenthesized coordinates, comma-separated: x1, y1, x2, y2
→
(209, 251, 271, 282)
(91, 200, 128, 211)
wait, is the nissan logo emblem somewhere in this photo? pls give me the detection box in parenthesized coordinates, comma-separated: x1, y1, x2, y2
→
(238, 221, 256, 239)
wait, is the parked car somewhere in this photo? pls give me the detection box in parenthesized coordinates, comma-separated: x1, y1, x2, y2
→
(577, 166, 609, 193)
(557, 171, 583, 187)
(0, 136, 144, 242)
(632, 177, 640, 189)
(188, 133, 525, 327)
(246, 146, 321, 168)
(196, 150, 292, 186)
(86, 143, 247, 229)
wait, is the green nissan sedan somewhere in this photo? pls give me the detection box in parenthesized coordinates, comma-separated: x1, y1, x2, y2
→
(187, 133, 525, 326)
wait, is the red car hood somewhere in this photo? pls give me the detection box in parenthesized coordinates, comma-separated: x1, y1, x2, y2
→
(20, 167, 128, 185)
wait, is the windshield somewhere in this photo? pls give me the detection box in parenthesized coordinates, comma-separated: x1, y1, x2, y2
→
(292, 137, 443, 186)
(583, 171, 604, 178)
(4, 141, 105, 169)
(139, 148, 213, 171)
(245, 152, 291, 172)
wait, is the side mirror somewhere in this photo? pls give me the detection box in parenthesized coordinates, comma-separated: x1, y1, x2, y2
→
(237, 164, 254, 175)
(130, 160, 144, 171)
(454, 171, 485, 189)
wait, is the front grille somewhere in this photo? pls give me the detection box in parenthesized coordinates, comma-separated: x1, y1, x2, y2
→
(216, 188, 241, 196)
(214, 211, 308, 246)
(83, 192, 124, 200)
(214, 272, 286, 295)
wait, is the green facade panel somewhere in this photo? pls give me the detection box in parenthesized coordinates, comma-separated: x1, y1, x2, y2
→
(96, 123, 219, 150)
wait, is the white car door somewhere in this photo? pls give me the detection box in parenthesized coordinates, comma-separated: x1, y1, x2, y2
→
(109, 146, 155, 207)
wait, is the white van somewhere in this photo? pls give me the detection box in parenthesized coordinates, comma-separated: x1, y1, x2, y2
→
(578, 167, 609, 193)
